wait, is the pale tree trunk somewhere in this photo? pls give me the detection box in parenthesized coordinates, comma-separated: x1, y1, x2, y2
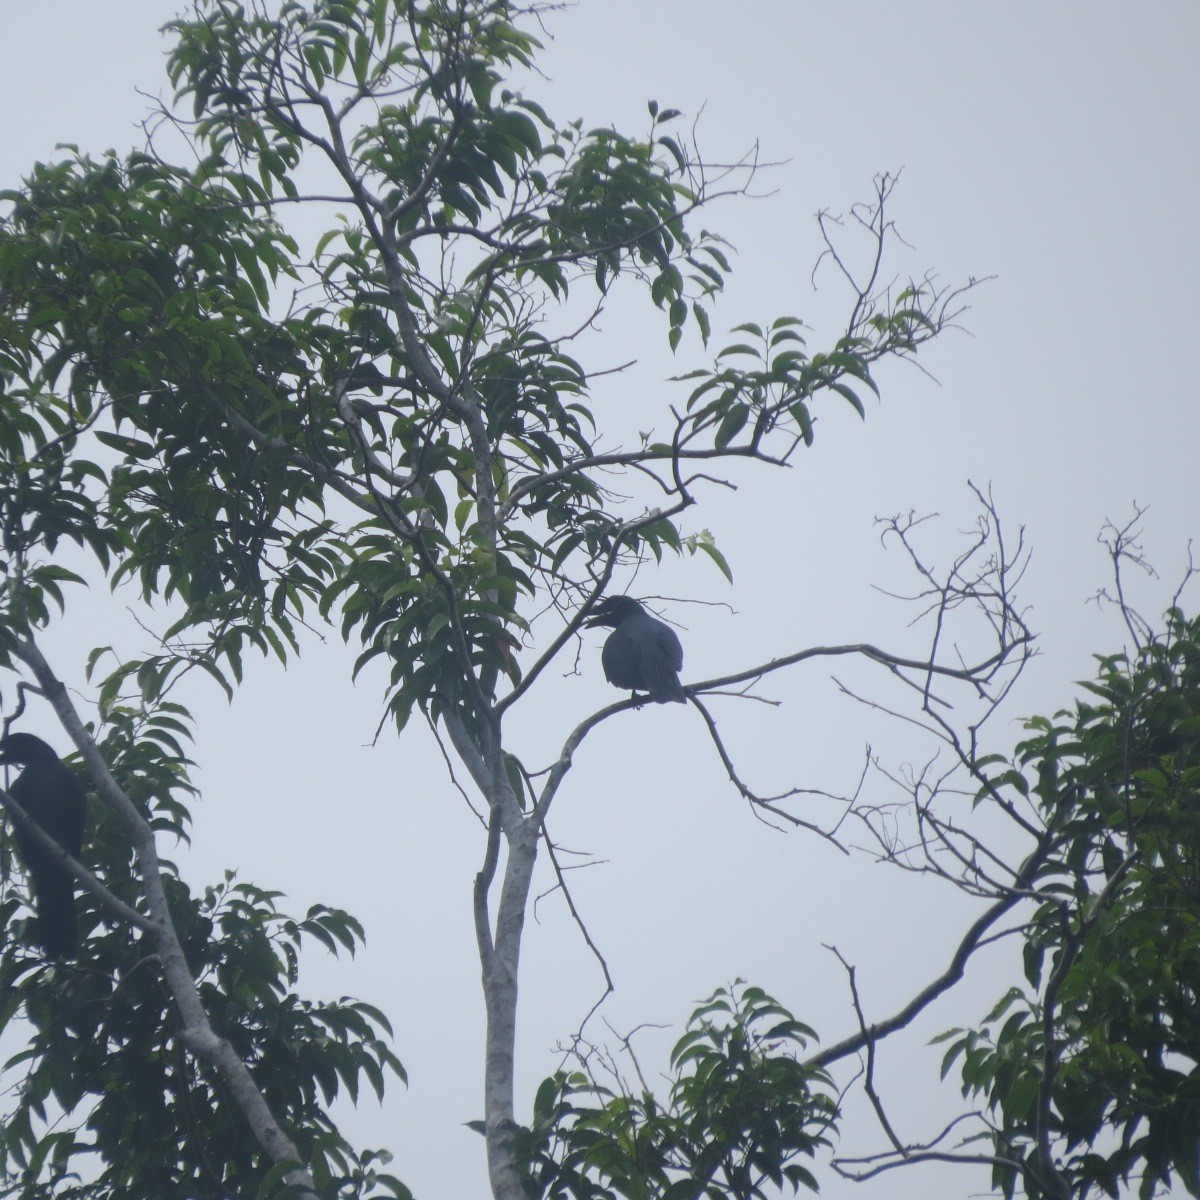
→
(445, 712, 540, 1200)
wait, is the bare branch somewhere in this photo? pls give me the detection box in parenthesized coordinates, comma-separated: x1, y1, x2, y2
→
(806, 832, 1053, 1071)
(688, 694, 849, 852)
(826, 945, 904, 1152)
(537, 824, 614, 1015)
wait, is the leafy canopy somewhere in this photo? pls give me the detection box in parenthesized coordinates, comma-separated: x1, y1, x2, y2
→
(0, 1, 953, 1197)
(1, 0, 934, 734)
(514, 983, 837, 1200)
(941, 609, 1200, 1200)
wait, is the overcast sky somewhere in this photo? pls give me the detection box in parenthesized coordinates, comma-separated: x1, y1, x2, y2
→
(2, 3, 1198, 1198)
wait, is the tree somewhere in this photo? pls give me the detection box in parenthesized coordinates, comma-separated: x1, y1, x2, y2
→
(2, 2, 1193, 1199)
(934, 610, 1200, 1197)
(830, 527, 1200, 1200)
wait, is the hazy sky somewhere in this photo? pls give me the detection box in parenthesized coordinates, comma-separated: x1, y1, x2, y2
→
(1, 3, 1198, 1198)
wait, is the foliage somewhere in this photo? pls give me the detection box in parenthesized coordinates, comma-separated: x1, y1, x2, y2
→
(0, 1, 968, 1197)
(514, 984, 837, 1200)
(0, 0, 937, 734)
(939, 608, 1200, 1200)
(0, 705, 407, 1200)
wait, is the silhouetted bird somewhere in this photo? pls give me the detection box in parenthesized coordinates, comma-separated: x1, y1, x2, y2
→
(0, 733, 87, 958)
(585, 596, 687, 704)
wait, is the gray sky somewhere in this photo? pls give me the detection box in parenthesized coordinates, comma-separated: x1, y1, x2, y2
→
(2, 3, 1198, 1197)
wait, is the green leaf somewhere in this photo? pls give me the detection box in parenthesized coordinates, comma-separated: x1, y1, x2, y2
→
(698, 540, 732, 583)
(714, 402, 749, 448)
(790, 401, 814, 446)
(829, 381, 866, 419)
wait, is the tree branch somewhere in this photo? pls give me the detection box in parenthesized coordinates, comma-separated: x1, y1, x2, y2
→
(806, 833, 1052, 1071)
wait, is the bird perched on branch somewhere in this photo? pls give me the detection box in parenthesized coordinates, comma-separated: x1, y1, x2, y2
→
(0, 733, 87, 958)
(584, 596, 688, 704)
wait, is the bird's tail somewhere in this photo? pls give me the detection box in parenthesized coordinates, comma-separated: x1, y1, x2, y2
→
(647, 672, 688, 704)
(33, 876, 78, 959)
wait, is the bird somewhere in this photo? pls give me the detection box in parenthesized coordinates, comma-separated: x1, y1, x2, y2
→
(584, 596, 688, 704)
(0, 733, 87, 958)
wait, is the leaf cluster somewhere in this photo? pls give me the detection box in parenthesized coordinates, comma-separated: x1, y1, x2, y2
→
(0, 0, 958, 742)
(514, 983, 837, 1200)
(939, 609, 1200, 1199)
(0, 706, 407, 1200)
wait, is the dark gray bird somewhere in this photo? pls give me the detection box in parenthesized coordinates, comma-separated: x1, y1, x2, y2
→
(584, 596, 687, 704)
(0, 733, 87, 958)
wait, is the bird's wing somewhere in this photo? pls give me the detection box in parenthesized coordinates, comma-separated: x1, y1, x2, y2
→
(13, 764, 86, 854)
(654, 621, 684, 672)
(601, 626, 643, 691)
(635, 618, 684, 702)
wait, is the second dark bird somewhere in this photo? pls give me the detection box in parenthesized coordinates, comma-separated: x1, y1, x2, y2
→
(0, 733, 87, 958)
(585, 596, 688, 704)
